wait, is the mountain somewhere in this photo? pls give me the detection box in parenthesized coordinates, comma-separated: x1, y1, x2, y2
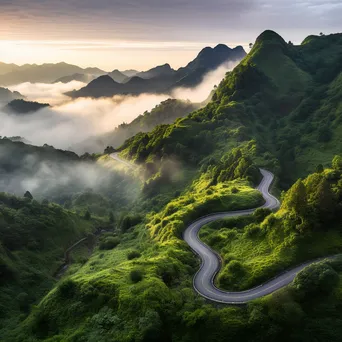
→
(121, 69, 139, 77)
(0, 62, 21, 75)
(74, 98, 200, 153)
(5, 30, 342, 342)
(107, 69, 129, 83)
(175, 44, 246, 88)
(119, 30, 342, 188)
(3, 99, 50, 114)
(66, 75, 123, 98)
(136, 63, 176, 79)
(0, 87, 25, 103)
(0, 62, 106, 86)
(53, 73, 96, 84)
(66, 44, 247, 99)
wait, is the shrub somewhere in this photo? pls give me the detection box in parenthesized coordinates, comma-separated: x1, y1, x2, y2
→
(58, 279, 77, 299)
(292, 262, 339, 300)
(130, 270, 143, 283)
(17, 292, 29, 312)
(99, 237, 120, 250)
(127, 250, 141, 260)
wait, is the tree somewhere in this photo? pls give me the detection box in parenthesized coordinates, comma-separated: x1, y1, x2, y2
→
(249, 43, 253, 49)
(282, 179, 307, 216)
(316, 164, 324, 173)
(84, 209, 91, 220)
(104, 146, 116, 154)
(109, 211, 115, 224)
(310, 178, 336, 222)
(320, 32, 324, 36)
(130, 269, 143, 283)
(288, 41, 293, 46)
(332, 155, 342, 171)
(24, 191, 33, 200)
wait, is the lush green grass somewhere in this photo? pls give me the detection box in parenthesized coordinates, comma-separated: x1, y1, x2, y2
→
(0, 193, 96, 336)
(3, 30, 342, 342)
(201, 166, 342, 291)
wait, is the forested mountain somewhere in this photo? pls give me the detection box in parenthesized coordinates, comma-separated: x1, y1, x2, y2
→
(66, 44, 246, 98)
(2, 30, 342, 342)
(76, 99, 200, 153)
(119, 31, 342, 188)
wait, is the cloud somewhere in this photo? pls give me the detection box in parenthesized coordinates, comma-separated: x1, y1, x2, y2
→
(8, 81, 86, 105)
(0, 92, 169, 151)
(171, 61, 239, 103)
(0, 62, 240, 153)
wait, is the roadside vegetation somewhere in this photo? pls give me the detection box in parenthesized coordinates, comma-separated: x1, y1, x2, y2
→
(2, 30, 342, 341)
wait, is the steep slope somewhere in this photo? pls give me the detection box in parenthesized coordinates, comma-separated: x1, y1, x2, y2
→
(73, 99, 200, 153)
(67, 44, 247, 99)
(4, 30, 342, 342)
(119, 30, 342, 188)
(0, 193, 95, 332)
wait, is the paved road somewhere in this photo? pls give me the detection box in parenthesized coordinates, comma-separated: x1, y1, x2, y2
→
(183, 169, 331, 304)
(108, 154, 336, 303)
(110, 152, 137, 169)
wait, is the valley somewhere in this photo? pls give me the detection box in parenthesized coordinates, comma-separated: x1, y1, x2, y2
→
(1, 28, 342, 342)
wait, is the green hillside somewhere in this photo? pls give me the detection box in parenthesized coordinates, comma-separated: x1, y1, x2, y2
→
(3, 30, 342, 342)
(119, 30, 342, 188)
(0, 193, 95, 334)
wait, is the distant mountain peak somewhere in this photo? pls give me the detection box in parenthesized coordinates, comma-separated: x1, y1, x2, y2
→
(90, 75, 117, 85)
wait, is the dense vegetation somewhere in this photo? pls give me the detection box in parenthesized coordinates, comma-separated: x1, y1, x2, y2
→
(2, 30, 342, 342)
(104, 99, 199, 149)
(0, 193, 95, 333)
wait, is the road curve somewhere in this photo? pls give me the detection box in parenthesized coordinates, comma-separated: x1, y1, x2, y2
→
(183, 169, 329, 304)
(107, 153, 336, 303)
(110, 152, 137, 169)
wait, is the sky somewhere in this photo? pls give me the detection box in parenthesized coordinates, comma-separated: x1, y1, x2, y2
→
(0, 0, 341, 70)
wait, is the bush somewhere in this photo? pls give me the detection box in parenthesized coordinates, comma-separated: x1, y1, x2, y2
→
(292, 262, 339, 300)
(58, 279, 77, 299)
(99, 237, 120, 250)
(130, 270, 143, 283)
(127, 250, 141, 260)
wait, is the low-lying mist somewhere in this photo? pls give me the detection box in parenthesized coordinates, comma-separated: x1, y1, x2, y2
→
(8, 81, 87, 105)
(0, 141, 139, 207)
(0, 61, 238, 153)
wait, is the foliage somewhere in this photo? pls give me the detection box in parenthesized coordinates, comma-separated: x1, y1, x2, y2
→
(99, 237, 120, 250)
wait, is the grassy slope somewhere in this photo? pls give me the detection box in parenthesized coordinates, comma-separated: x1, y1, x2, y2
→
(200, 166, 342, 291)
(0, 193, 95, 336)
(5, 30, 342, 342)
(9, 165, 262, 341)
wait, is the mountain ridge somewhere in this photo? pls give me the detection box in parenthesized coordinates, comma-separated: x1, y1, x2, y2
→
(66, 44, 247, 98)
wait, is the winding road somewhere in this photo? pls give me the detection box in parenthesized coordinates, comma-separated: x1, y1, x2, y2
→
(110, 154, 337, 304)
(183, 169, 335, 304)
